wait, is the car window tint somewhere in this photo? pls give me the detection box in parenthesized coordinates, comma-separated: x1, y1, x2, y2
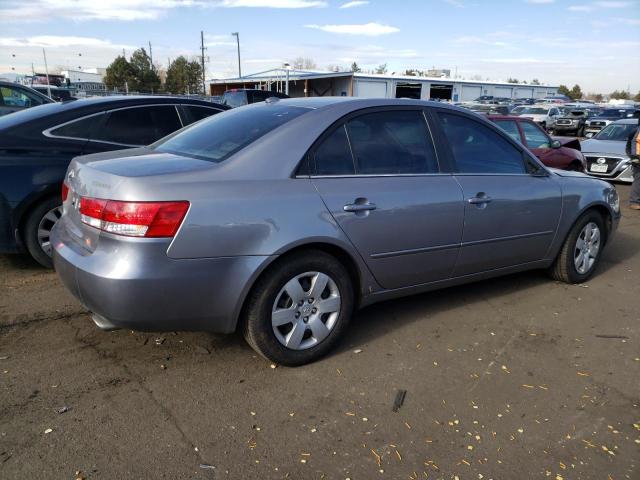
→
(93, 105, 181, 145)
(154, 104, 309, 163)
(250, 91, 270, 103)
(314, 126, 355, 175)
(182, 106, 221, 125)
(493, 120, 521, 142)
(49, 114, 102, 139)
(520, 121, 550, 149)
(0, 86, 44, 108)
(223, 91, 246, 108)
(438, 112, 525, 174)
(346, 110, 438, 175)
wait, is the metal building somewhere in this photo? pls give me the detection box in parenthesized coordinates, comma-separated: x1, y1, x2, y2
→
(209, 68, 558, 101)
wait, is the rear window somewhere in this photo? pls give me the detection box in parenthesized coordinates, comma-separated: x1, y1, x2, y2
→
(154, 104, 310, 163)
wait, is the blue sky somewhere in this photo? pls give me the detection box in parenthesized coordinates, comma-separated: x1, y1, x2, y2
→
(1, 0, 639, 93)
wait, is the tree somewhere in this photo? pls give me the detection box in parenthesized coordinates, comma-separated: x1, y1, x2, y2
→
(568, 84, 583, 100)
(557, 85, 571, 97)
(592, 93, 604, 103)
(291, 57, 317, 70)
(350, 62, 361, 73)
(375, 63, 388, 74)
(507, 78, 519, 84)
(165, 56, 203, 94)
(104, 55, 135, 92)
(129, 48, 161, 92)
(635, 91, 640, 102)
(610, 89, 630, 100)
(531, 78, 541, 85)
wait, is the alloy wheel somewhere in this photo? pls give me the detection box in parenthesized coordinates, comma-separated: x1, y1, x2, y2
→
(271, 271, 341, 350)
(574, 222, 600, 275)
(37, 206, 63, 257)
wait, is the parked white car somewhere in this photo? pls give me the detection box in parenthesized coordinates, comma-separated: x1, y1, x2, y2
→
(518, 105, 563, 131)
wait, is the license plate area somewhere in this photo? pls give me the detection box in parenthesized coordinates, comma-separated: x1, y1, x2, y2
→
(590, 164, 608, 173)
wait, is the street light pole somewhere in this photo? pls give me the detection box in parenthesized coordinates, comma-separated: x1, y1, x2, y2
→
(283, 62, 290, 96)
(231, 32, 241, 78)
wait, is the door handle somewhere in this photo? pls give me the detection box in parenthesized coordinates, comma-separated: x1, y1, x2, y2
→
(467, 194, 492, 205)
(343, 202, 377, 212)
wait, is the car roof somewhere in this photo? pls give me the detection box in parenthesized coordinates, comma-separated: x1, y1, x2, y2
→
(0, 95, 227, 130)
(612, 118, 640, 124)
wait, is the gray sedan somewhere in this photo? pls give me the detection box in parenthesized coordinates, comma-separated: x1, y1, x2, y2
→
(52, 98, 621, 366)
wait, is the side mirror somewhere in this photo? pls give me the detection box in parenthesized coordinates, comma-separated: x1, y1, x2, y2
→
(550, 140, 562, 149)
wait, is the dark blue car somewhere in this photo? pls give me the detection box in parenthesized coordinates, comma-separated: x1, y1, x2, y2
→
(0, 96, 227, 266)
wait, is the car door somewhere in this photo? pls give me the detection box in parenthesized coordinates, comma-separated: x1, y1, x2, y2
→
(434, 110, 562, 277)
(310, 108, 464, 290)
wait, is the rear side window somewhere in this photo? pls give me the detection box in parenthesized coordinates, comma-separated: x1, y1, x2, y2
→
(314, 126, 355, 175)
(520, 121, 550, 149)
(154, 104, 310, 163)
(438, 113, 525, 174)
(493, 120, 521, 143)
(346, 110, 438, 174)
(222, 91, 247, 108)
(182, 106, 222, 126)
(92, 105, 182, 146)
(48, 114, 102, 140)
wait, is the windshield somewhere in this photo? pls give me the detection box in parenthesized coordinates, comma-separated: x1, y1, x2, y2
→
(520, 107, 548, 115)
(593, 123, 638, 141)
(154, 103, 310, 163)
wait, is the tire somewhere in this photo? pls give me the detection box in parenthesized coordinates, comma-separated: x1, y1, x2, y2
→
(549, 210, 605, 284)
(242, 250, 354, 366)
(23, 196, 62, 268)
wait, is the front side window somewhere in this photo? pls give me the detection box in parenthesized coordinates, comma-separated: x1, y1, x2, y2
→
(346, 110, 438, 175)
(520, 121, 550, 149)
(438, 112, 525, 174)
(92, 105, 182, 146)
(493, 120, 521, 142)
(155, 104, 310, 163)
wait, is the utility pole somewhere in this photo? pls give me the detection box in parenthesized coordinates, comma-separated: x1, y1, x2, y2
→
(42, 48, 51, 98)
(231, 32, 241, 77)
(148, 41, 153, 70)
(200, 31, 207, 95)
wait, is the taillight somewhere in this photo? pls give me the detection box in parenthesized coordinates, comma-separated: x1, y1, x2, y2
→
(61, 182, 69, 202)
(79, 198, 189, 237)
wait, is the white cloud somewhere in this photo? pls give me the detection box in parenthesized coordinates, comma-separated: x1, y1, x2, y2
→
(218, 0, 327, 7)
(568, 5, 594, 11)
(594, 1, 634, 6)
(526, 0, 555, 3)
(568, 0, 636, 12)
(454, 36, 511, 47)
(339, 0, 368, 8)
(479, 58, 563, 64)
(443, 0, 464, 7)
(0, 35, 133, 49)
(305, 22, 399, 35)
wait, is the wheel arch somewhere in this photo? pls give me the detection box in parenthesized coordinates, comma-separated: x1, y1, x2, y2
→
(13, 185, 62, 247)
(233, 239, 366, 333)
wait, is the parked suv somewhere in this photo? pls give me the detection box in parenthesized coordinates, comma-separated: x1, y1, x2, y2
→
(0, 96, 228, 266)
(221, 89, 289, 108)
(552, 109, 592, 137)
(584, 108, 637, 137)
(518, 105, 562, 131)
(0, 80, 53, 116)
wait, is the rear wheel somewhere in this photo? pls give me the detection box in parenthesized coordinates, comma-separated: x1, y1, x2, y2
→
(23, 197, 62, 268)
(242, 250, 354, 366)
(549, 211, 605, 283)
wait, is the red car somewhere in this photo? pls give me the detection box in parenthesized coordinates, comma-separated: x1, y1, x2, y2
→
(488, 115, 586, 171)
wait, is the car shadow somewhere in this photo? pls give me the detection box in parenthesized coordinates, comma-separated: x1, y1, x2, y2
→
(0, 253, 43, 270)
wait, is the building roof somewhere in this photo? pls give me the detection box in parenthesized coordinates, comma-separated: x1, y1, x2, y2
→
(209, 68, 558, 89)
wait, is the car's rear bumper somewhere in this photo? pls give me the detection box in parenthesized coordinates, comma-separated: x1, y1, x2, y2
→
(51, 219, 271, 333)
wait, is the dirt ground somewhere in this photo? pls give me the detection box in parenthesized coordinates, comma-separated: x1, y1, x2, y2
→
(1, 185, 639, 480)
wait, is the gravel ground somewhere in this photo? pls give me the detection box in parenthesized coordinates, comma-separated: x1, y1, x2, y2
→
(1, 185, 639, 480)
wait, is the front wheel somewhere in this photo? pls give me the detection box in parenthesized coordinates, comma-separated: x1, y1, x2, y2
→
(549, 211, 605, 283)
(23, 197, 62, 268)
(242, 250, 354, 366)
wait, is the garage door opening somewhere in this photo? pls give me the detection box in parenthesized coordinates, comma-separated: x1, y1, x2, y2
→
(395, 82, 422, 99)
(429, 84, 453, 101)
